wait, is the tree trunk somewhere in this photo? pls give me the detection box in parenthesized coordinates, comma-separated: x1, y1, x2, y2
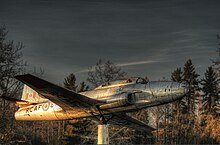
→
(211, 95, 216, 109)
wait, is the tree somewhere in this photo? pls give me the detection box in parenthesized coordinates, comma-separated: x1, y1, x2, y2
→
(87, 59, 126, 87)
(0, 26, 66, 145)
(77, 81, 89, 92)
(183, 59, 199, 113)
(179, 59, 199, 143)
(63, 73, 79, 144)
(63, 73, 77, 91)
(171, 67, 183, 83)
(86, 60, 128, 143)
(170, 67, 183, 143)
(86, 59, 153, 144)
(0, 25, 25, 97)
(168, 60, 202, 144)
(171, 67, 183, 120)
(0, 25, 26, 144)
(63, 73, 92, 144)
(171, 68, 184, 114)
(201, 66, 219, 114)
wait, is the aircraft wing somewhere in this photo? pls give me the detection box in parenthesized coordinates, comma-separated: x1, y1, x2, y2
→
(15, 74, 154, 133)
(108, 113, 155, 134)
(15, 74, 103, 111)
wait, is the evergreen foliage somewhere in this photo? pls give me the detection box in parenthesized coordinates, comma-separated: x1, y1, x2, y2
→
(183, 59, 200, 113)
(201, 66, 219, 113)
(171, 67, 182, 83)
(63, 73, 77, 91)
(77, 81, 89, 92)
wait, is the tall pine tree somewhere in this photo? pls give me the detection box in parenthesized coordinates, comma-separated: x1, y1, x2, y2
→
(201, 66, 219, 114)
(62, 73, 80, 144)
(183, 59, 199, 113)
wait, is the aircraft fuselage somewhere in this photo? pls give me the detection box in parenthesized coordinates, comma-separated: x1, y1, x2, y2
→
(15, 78, 186, 121)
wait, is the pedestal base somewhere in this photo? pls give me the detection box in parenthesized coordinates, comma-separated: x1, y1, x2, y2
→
(97, 124, 109, 144)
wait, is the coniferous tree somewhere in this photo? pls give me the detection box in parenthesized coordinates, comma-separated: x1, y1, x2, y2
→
(201, 66, 219, 113)
(62, 73, 81, 144)
(183, 59, 199, 113)
(181, 59, 200, 144)
(171, 68, 184, 113)
(171, 68, 185, 112)
(77, 81, 89, 92)
(171, 67, 183, 83)
(63, 73, 77, 91)
(168, 60, 200, 144)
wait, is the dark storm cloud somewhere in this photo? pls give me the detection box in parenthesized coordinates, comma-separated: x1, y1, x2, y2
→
(1, 0, 220, 83)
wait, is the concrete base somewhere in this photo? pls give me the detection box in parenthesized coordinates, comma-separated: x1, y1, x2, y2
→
(97, 124, 109, 144)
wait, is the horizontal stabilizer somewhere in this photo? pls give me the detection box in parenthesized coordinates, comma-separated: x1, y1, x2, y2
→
(1, 95, 36, 107)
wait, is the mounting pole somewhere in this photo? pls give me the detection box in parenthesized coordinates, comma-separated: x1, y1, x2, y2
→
(97, 124, 109, 144)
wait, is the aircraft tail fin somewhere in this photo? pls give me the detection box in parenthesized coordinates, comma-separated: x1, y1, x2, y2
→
(21, 85, 47, 103)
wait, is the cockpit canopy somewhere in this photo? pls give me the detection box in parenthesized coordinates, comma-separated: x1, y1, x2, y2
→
(95, 77, 148, 89)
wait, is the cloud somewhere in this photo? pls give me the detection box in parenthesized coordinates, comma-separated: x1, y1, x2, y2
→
(117, 60, 158, 67)
(75, 59, 159, 74)
(75, 68, 90, 74)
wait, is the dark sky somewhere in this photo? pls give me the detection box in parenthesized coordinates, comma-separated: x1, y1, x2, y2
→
(1, 0, 220, 84)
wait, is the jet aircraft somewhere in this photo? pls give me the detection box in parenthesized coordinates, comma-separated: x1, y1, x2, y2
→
(2, 74, 187, 133)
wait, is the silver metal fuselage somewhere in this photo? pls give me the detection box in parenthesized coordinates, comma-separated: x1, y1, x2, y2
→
(82, 81, 186, 112)
(15, 81, 186, 121)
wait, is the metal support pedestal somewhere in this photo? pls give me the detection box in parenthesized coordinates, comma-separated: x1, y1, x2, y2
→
(97, 124, 109, 144)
